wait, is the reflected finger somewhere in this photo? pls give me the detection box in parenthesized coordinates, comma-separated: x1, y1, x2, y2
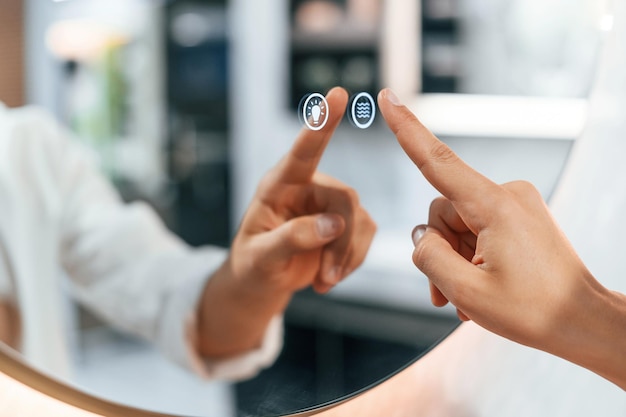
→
(308, 174, 363, 285)
(270, 88, 349, 185)
(314, 207, 376, 292)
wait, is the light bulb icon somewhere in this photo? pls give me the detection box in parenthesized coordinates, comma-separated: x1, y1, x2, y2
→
(311, 104, 322, 124)
(300, 93, 329, 131)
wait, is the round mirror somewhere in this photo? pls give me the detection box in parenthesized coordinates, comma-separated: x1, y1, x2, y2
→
(0, 0, 605, 416)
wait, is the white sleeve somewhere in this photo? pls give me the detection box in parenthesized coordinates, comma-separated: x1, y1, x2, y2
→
(158, 254, 283, 380)
(18, 108, 282, 380)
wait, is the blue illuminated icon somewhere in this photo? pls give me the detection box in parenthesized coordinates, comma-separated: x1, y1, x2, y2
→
(300, 93, 329, 131)
(349, 92, 376, 129)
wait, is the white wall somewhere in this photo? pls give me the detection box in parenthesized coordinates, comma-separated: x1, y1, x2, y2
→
(229, 0, 293, 223)
(25, 0, 61, 112)
(24, 0, 166, 194)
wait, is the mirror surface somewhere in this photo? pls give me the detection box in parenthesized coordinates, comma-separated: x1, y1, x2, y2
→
(0, 0, 604, 416)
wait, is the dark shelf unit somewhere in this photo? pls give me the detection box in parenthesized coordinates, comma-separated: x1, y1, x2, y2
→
(420, 0, 461, 93)
(289, 0, 381, 110)
(164, 0, 231, 248)
(235, 289, 459, 416)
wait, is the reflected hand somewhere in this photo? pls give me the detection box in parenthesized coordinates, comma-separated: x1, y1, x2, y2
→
(377, 88, 626, 389)
(230, 86, 376, 294)
(197, 87, 376, 360)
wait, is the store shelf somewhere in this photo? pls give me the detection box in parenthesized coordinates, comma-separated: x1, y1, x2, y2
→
(289, 0, 381, 108)
(291, 26, 379, 51)
(410, 94, 588, 140)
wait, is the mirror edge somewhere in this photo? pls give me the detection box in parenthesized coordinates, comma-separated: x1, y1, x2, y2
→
(0, 342, 170, 417)
(0, 320, 461, 417)
(278, 321, 462, 417)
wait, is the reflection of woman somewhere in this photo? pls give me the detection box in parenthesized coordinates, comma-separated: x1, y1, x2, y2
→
(0, 88, 375, 380)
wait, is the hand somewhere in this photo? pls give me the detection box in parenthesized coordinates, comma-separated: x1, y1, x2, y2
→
(377, 88, 626, 389)
(197, 87, 376, 359)
(230, 87, 376, 294)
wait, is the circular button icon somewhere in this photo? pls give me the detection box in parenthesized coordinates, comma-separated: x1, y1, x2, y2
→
(349, 92, 376, 129)
(300, 93, 329, 131)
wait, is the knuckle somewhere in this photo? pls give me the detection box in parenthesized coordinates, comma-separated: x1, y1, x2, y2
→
(357, 209, 377, 236)
(490, 195, 516, 220)
(369, 217, 378, 234)
(284, 221, 310, 248)
(499, 180, 543, 214)
(256, 173, 275, 196)
(344, 186, 360, 205)
(429, 141, 459, 165)
(247, 243, 268, 272)
(507, 180, 540, 197)
(428, 196, 450, 215)
(333, 186, 360, 209)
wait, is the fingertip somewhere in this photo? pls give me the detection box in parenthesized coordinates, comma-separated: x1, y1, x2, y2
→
(411, 224, 427, 247)
(376, 89, 386, 111)
(316, 214, 345, 240)
(378, 88, 403, 107)
(430, 281, 449, 307)
(411, 226, 438, 266)
(327, 86, 349, 101)
(377, 88, 420, 138)
(457, 309, 471, 322)
(323, 87, 349, 127)
(432, 298, 449, 308)
(322, 266, 342, 286)
(313, 280, 333, 294)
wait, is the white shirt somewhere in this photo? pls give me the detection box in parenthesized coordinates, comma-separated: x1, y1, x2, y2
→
(0, 104, 282, 381)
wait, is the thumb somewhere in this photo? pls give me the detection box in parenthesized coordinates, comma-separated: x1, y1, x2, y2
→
(411, 225, 484, 309)
(257, 213, 345, 263)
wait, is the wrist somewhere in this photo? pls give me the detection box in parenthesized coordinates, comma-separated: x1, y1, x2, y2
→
(195, 257, 291, 358)
(551, 274, 626, 389)
(224, 255, 295, 302)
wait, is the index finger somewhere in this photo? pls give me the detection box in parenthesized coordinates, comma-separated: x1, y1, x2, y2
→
(377, 89, 502, 227)
(273, 87, 349, 184)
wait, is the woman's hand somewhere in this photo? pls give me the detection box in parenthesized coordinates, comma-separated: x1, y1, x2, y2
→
(197, 87, 376, 359)
(378, 88, 626, 389)
(229, 86, 376, 295)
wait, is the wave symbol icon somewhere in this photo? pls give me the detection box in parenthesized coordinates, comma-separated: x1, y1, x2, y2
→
(355, 102, 371, 119)
(350, 92, 376, 129)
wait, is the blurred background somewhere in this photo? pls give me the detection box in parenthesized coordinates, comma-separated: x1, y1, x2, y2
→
(0, 0, 611, 415)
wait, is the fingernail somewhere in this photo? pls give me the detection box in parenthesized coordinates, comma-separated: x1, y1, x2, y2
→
(411, 225, 427, 247)
(385, 89, 402, 106)
(324, 266, 342, 285)
(317, 215, 341, 238)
